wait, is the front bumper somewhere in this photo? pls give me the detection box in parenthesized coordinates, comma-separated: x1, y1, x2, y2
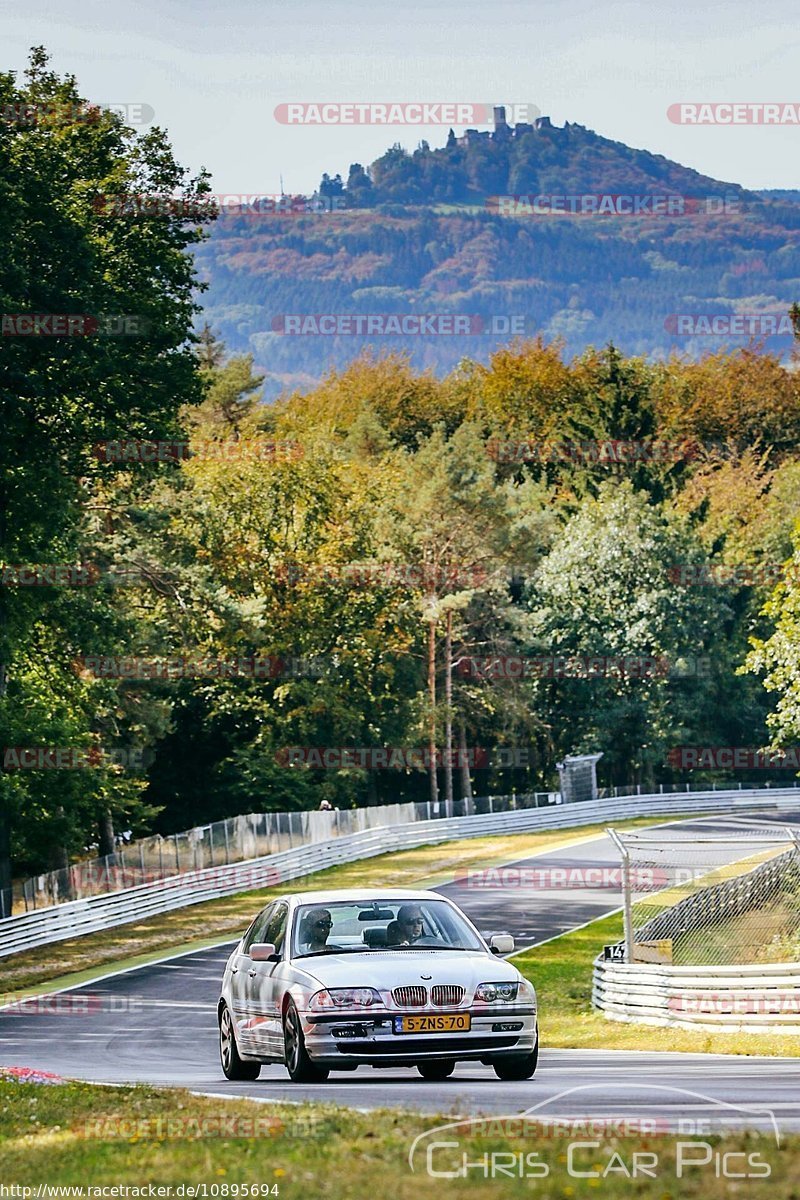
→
(302, 1006, 538, 1065)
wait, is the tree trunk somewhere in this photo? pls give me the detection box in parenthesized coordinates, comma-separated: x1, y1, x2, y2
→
(459, 722, 473, 811)
(99, 808, 116, 858)
(427, 618, 439, 808)
(0, 801, 11, 919)
(444, 610, 453, 817)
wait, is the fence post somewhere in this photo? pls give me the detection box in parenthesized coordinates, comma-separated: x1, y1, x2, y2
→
(140, 841, 146, 884)
(607, 827, 634, 964)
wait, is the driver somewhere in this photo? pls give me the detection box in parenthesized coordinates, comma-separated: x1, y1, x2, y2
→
(300, 907, 334, 952)
(394, 904, 425, 945)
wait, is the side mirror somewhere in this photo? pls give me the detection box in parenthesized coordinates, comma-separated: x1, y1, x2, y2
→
(250, 942, 280, 962)
(489, 933, 515, 955)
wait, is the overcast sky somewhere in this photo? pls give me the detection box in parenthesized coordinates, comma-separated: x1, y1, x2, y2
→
(5, 0, 798, 194)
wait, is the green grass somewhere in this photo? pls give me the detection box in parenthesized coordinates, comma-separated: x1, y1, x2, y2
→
(0, 1077, 796, 1198)
(515, 911, 800, 1056)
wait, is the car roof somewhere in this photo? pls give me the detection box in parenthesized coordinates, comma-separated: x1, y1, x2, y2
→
(285, 888, 445, 905)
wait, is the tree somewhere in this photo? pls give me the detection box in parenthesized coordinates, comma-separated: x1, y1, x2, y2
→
(0, 48, 210, 912)
(523, 483, 732, 786)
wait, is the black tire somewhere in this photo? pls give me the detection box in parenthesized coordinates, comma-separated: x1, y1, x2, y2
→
(219, 1004, 261, 1081)
(283, 999, 330, 1083)
(418, 1060, 456, 1081)
(492, 1034, 539, 1081)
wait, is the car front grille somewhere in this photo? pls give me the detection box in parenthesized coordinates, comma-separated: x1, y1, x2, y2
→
(392, 985, 427, 1007)
(431, 985, 464, 1007)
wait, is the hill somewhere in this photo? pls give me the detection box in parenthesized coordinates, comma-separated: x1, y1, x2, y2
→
(194, 119, 800, 396)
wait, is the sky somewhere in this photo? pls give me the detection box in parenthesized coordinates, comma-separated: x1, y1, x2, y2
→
(4, 0, 799, 195)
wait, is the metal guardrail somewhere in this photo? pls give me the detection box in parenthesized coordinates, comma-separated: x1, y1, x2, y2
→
(593, 958, 800, 1033)
(3, 786, 798, 959)
(15, 793, 560, 912)
(17, 779, 792, 913)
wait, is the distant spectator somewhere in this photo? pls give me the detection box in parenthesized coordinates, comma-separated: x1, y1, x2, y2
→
(318, 799, 333, 811)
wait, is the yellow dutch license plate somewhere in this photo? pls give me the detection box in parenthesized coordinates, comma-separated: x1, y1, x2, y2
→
(395, 1013, 471, 1034)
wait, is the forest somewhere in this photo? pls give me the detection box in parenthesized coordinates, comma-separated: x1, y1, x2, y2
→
(4, 52, 800, 910)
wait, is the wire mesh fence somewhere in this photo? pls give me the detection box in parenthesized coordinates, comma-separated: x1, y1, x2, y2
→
(608, 818, 800, 966)
(13, 790, 560, 913)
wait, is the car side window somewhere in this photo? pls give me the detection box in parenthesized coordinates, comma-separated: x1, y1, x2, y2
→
(243, 903, 274, 953)
(265, 903, 288, 955)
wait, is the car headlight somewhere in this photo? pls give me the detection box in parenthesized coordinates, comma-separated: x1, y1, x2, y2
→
(309, 987, 383, 1010)
(475, 981, 519, 1002)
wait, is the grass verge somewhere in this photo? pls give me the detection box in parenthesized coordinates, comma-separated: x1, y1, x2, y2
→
(0, 1076, 796, 1198)
(515, 911, 800, 1056)
(2, 816, 667, 996)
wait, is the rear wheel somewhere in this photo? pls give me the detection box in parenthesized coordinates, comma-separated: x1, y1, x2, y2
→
(219, 1005, 261, 1081)
(418, 1060, 456, 1081)
(283, 1000, 330, 1083)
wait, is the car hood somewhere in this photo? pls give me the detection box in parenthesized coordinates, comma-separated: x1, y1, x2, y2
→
(294, 949, 523, 992)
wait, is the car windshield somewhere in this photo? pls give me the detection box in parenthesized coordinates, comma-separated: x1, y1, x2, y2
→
(291, 899, 484, 957)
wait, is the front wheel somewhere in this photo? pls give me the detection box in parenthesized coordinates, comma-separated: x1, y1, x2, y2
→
(492, 1035, 538, 1081)
(418, 1060, 456, 1081)
(219, 1005, 261, 1081)
(283, 1000, 330, 1083)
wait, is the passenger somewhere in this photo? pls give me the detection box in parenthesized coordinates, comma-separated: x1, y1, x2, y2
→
(386, 919, 404, 946)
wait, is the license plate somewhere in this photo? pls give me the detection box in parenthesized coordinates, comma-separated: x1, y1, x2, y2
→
(393, 1013, 471, 1034)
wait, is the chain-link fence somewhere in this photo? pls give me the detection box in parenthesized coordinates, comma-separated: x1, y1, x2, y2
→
(13, 790, 561, 913)
(608, 818, 800, 965)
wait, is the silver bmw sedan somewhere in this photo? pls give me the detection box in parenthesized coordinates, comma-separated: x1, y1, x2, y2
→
(218, 887, 538, 1083)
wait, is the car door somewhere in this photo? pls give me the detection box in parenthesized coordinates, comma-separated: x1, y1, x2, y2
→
(246, 902, 289, 1057)
(231, 903, 274, 1054)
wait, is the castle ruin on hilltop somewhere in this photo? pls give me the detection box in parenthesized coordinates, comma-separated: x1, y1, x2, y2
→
(449, 106, 554, 148)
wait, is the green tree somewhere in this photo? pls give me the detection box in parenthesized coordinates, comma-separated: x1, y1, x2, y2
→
(523, 483, 732, 786)
(0, 48, 210, 912)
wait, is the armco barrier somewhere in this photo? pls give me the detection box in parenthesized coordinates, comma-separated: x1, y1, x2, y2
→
(2, 788, 798, 958)
(593, 958, 800, 1034)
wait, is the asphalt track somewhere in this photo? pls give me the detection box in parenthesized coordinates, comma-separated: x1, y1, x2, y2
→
(3, 810, 800, 1131)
